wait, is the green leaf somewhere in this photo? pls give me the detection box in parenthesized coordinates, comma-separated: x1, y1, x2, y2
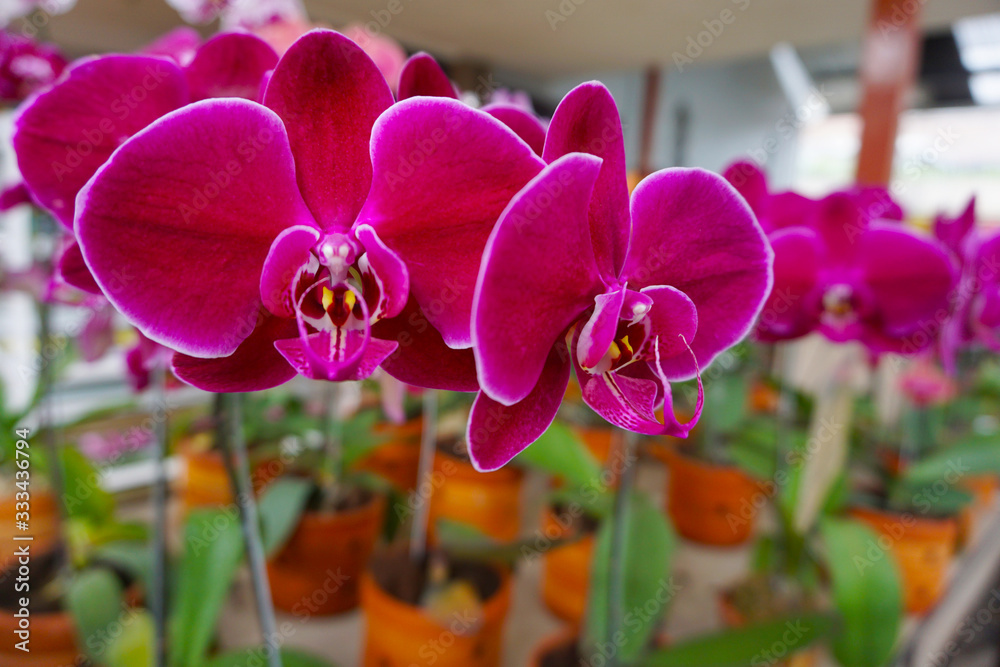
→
(93, 540, 154, 599)
(640, 613, 833, 666)
(65, 566, 126, 664)
(170, 508, 245, 667)
(203, 647, 336, 667)
(340, 410, 388, 468)
(258, 477, 312, 557)
(105, 609, 155, 667)
(820, 517, 903, 667)
(435, 518, 577, 567)
(584, 492, 676, 663)
(903, 439, 1000, 487)
(514, 420, 602, 488)
(60, 445, 116, 523)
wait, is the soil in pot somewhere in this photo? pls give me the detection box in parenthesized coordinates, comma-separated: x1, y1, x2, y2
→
(361, 547, 512, 667)
(533, 632, 583, 667)
(541, 503, 600, 624)
(268, 485, 385, 616)
(659, 445, 760, 546)
(428, 437, 523, 543)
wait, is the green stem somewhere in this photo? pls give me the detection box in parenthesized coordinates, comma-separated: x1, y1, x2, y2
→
(409, 390, 438, 562)
(606, 431, 640, 667)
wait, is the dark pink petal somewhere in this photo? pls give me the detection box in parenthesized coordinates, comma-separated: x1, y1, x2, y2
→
(263, 30, 393, 231)
(56, 240, 101, 295)
(934, 197, 976, 261)
(624, 168, 772, 380)
(185, 32, 278, 101)
(141, 27, 202, 64)
(467, 346, 571, 472)
(577, 287, 626, 369)
(260, 225, 320, 318)
(722, 160, 768, 215)
(851, 186, 904, 222)
(76, 99, 314, 357)
(473, 153, 605, 405)
(756, 228, 822, 341)
(13, 55, 188, 228)
(813, 193, 867, 267)
(355, 224, 409, 320)
(0, 183, 31, 211)
(858, 225, 958, 339)
(371, 295, 479, 391)
(769, 192, 818, 231)
(640, 285, 698, 360)
(483, 103, 546, 156)
(172, 312, 298, 391)
(274, 330, 397, 382)
(79, 303, 114, 362)
(397, 52, 457, 100)
(543, 82, 630, 280)
(360, 97, 545, 348)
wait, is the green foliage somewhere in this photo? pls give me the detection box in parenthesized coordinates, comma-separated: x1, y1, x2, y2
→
(203, 647, 336, 667)
(435, 517, 576, 568)
(104, 610, 155, 667)
(514, 420, 602, 488)
(821, 518, 903, 667)
(65, 566, 126, 664)
(258, 477, 313, 557)
(59, 445, 116, 523)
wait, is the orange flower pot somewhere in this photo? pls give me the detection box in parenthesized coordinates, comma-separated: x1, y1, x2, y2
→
(957, 474, 998, 547)
(748, 379, 781, 414)
(660, 447, 760, 546)
(428, 451, 523, 542)
(177, 449, 278, 514)
(575, 427, 616, 464)
(354, 419, 424, 492)
(850, 506, 957, 614)
(718, 593, 818, 667)
(540, 507, 595, 625)
(360, 565, 512, 667)
(267, 493, 386, 615)
(0, 607, 79, 667)
(1, 490, 59, 570)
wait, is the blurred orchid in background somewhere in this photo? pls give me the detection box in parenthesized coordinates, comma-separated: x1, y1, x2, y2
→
(0, 29, 66, 103)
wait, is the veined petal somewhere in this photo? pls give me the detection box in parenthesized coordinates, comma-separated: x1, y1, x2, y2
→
(577, 287, 626, 370)
(639, 285, 698, 360)
(185, 31, 278, 101)
(483, 103, 546, 156)
(359, 97, 545, 348)
(274, 330, 397, 382)
(355, 223, 409, 320)
(172, 310, 298, 391)
(624, 168, 772, 379)
(473, 153, 605, 405)
(467, 346, 571, 472)
(263, 30, 393, 231)
(13, 55, 188, 228)
(260, 225, 321, 318)
(543, 82, 630, 280)
(76, 99, 314, 357)
(371, 295, 479, 391)
(756, 227, 823, 341)
(397, 52, 457, 100)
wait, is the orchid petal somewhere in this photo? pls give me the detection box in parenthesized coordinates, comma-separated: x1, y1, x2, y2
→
(185, 32, 278, 101)
(934, 197, 976, 260)
(397, 52, 457, 99)
(274, 330, 397, 382)
(543, 82, 630, 280)
(577, 287, 626, 370)
(467, 346, 571, 472)
(57, 240, 101, 295)
(624, 168, 772, 379)
(722, 160, 768, 215)
(756, 227, 823, 341)
(260, 225, 320, 318)
(141, 27, 201, 64)
(172, 311, 298, 391)
(483, 103, 546, 156)
(263, 30, 393, 231)
(13, 55, 188, 228)
(639, 285, 698, 360)
(355, 223, 409, 321)
(360, 97, 545, 348)
(76, 99, 314, 357)
(473, 153, 605, 405)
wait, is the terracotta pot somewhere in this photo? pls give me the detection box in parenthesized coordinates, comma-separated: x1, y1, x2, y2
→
(660, 447, 760, 546)
(1, 490, 59, 570)
(529, 629, 579, 667)
(540, 508, 595, 625)
(360, 566, 512, 667)
(0, 606, 79, 667)
(575, 427, 616, 465)
(850, 506, 957, 614)
(428, 451, 523, 542)
(267, 493, 386, 615)
(717, 594, 819, 667)
(748, 379, 781, 414)
(957, 473, 998, 548)
(354, 418, 423, 492)
(177, 448, 278, 514)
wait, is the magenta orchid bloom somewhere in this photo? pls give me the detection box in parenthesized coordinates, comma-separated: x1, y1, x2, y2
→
(13, 31, 277, 295)
(725, 161, 957, 355)
(75, 30, 476, 393)
(0, 30, 66, 103)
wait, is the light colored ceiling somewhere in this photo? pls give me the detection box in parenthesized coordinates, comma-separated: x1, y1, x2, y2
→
(43, 0, 1000, 77)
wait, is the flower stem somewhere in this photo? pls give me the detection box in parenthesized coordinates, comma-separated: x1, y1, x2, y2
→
(220, 393, 282, 667)
(321, 383, 343, 504)
(150, 361, 168, 667)
(606, 430, 640, 667)
(409, 389, 438, 562)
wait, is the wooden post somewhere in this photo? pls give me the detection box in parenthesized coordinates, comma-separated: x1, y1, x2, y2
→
(855, 0, 923, 186)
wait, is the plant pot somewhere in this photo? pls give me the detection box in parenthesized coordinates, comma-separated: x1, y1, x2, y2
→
(176, 448, 277, 514)
(660, 447, 760, 546)
(540, 506, 597, 624)
(717, 592, 819, 667)
(354, 418, 423, 492)
(530, 629, 580, 667)
(850, 506, 957, 614)
(360, 554, 512, 667)
(957, 473, 998, 548)
(428, 450, 523, 542)
(0, 606, 79, 667)
(267, 492, 386, 615)
(575, 426, 616, 464)
(1, 489, 59, 570)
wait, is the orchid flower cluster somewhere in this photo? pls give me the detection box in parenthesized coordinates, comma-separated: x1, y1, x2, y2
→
(12, 29, 775, 469)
